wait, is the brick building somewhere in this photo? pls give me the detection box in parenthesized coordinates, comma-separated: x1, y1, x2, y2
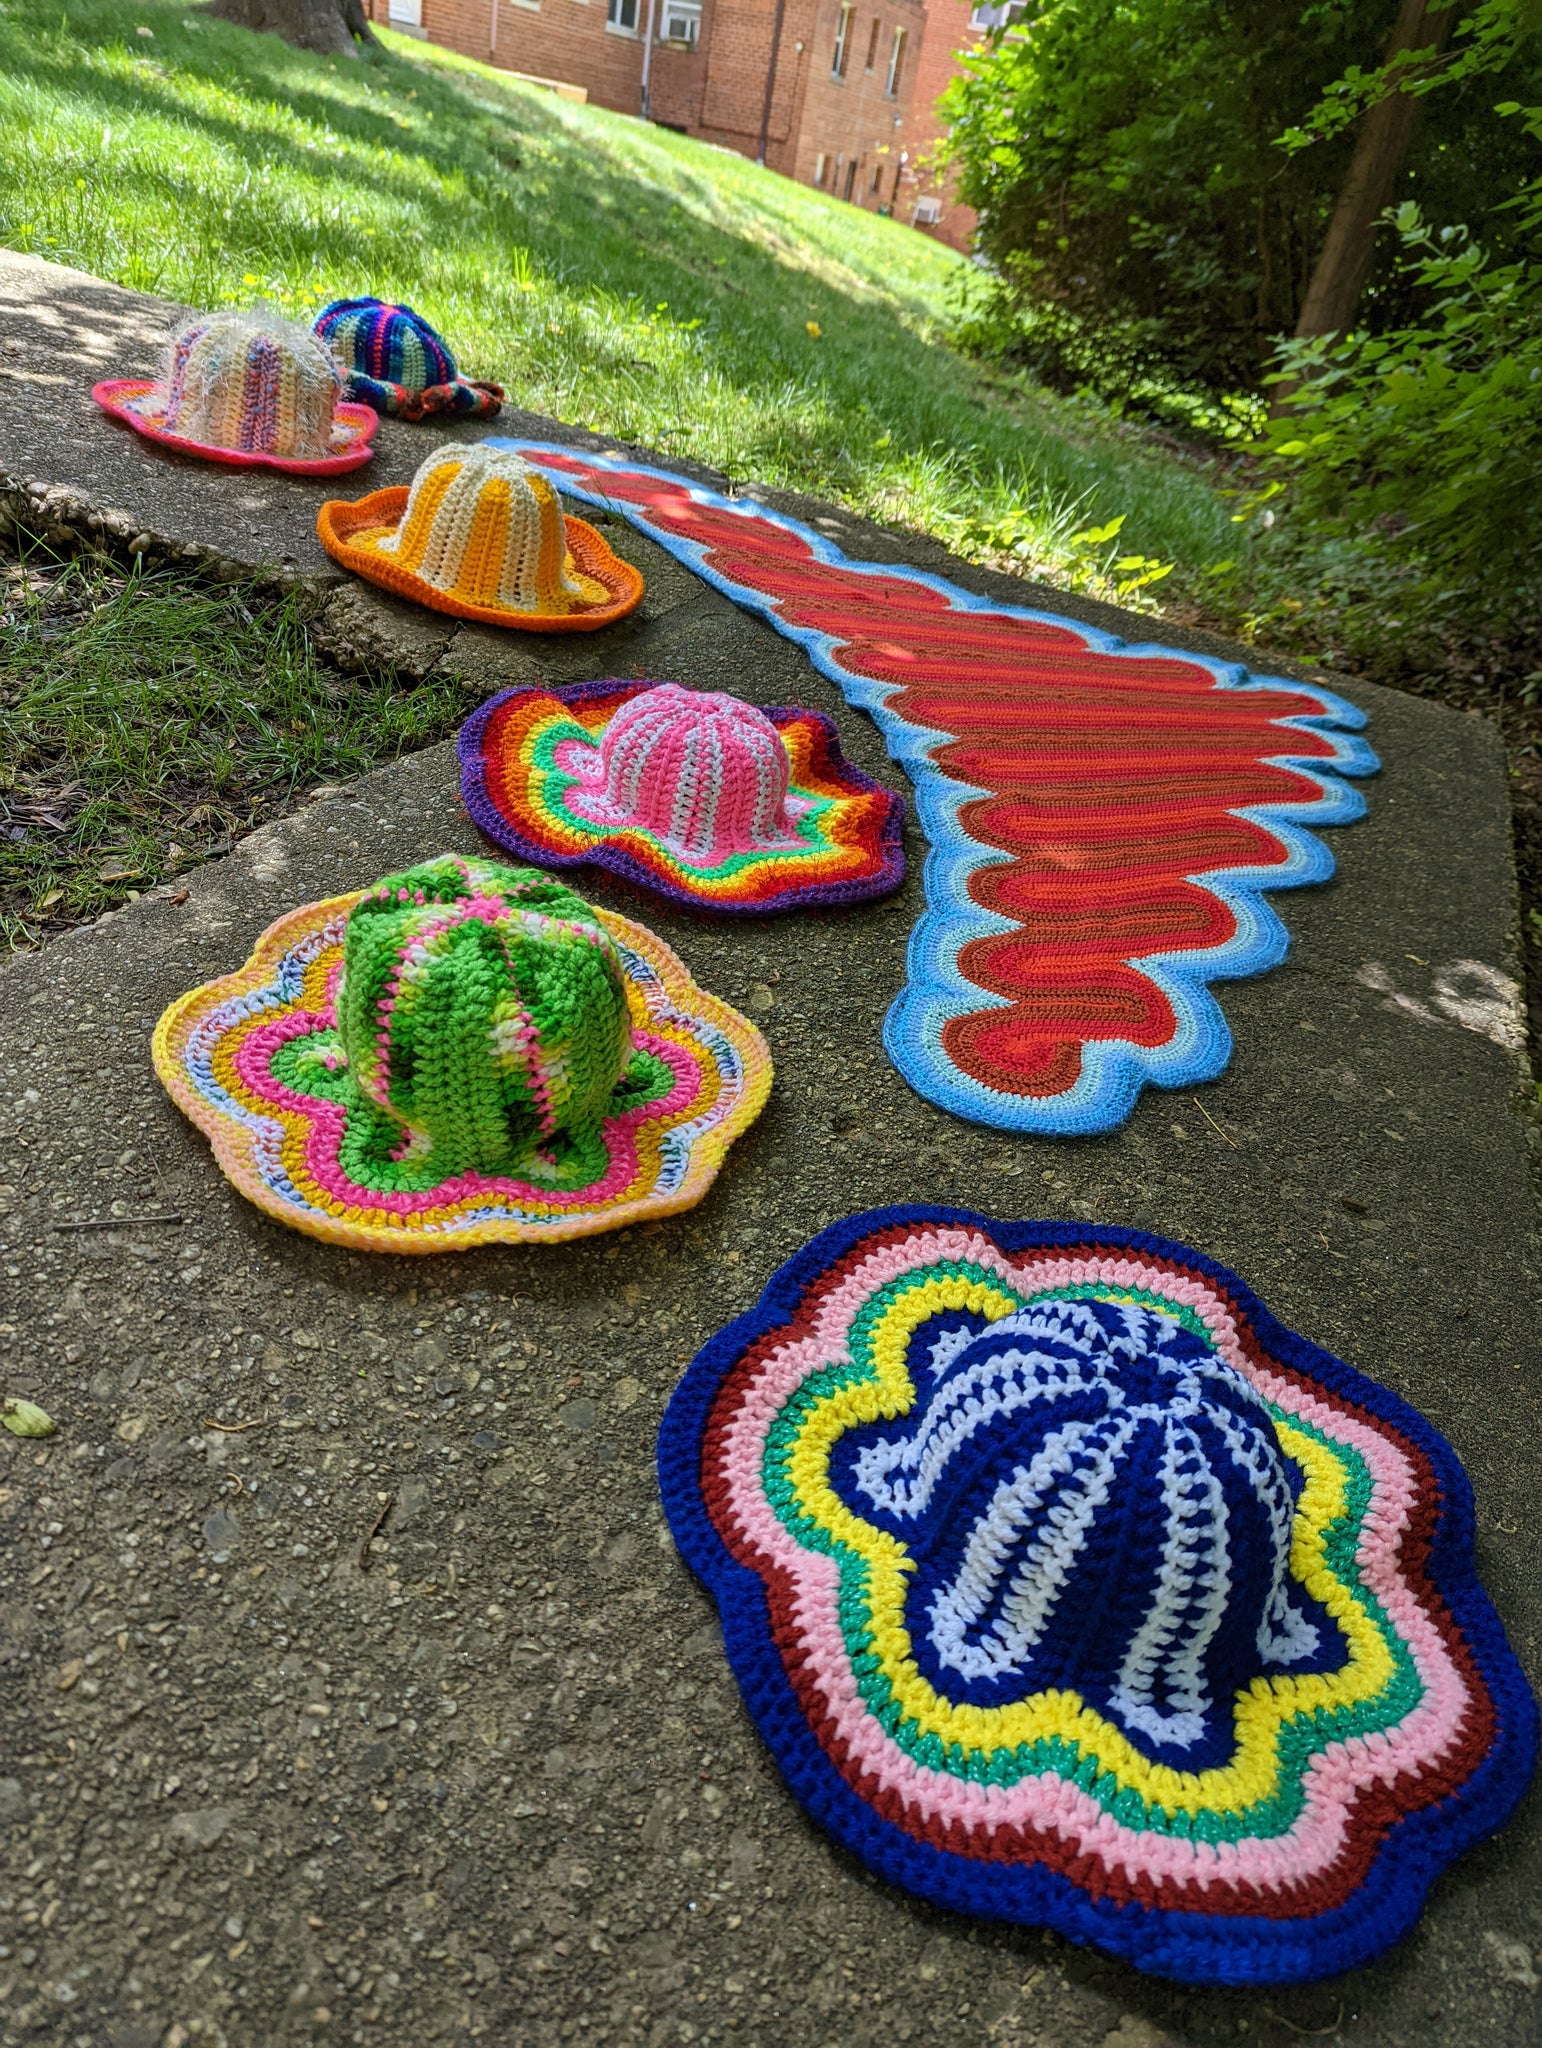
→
(370, 0, 985, 250)
(897, 0, 986, 249)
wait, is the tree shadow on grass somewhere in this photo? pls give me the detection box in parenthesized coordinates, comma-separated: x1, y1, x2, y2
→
(0, 0, 1237, 560)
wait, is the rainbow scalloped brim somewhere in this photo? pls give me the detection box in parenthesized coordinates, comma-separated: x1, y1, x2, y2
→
(151, 893, 773, 1252)
(92, 378, 378, 476)
(458, 678, 906, 915)
(658, 1206, 1538, 1986)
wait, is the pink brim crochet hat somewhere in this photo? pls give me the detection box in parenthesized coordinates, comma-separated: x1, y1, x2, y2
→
(92, 378, 378, 476)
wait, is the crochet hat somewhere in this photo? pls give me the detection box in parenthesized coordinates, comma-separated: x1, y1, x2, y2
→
(92, 308, 377, 474)
(316, 443, 644, 631)
(313, 297, 504, 421)
(659, 1206, 1537, 1986)
(152, 853, 771, 1251)
(459, 678, 906, 914)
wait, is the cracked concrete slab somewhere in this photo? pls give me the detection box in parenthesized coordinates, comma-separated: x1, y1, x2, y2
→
(1, 249, 1540, 2048)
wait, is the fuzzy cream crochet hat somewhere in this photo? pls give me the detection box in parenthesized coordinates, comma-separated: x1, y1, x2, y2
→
(93, 306, 377, 474)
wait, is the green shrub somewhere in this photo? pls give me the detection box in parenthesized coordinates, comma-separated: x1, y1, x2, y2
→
(1265, 189, 1542, 642)
(943, 0, 1540, 400)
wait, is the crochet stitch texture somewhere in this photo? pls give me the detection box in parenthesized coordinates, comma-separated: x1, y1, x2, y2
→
(316, 445, 643, 631)
(314, 297, 504, 420)
(458, 677, 905, 914)
(165, 309, 339, 458)
(93, 308, 377, 475)
(490, 442, 1378, 1134)
(658, 1207, 1537, 1984)
(151, 853, 771, 1249)
(582, 685, 799, 855)
(335, 857, 634, 1186)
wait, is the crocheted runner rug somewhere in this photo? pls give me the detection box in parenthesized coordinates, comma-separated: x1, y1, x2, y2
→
(491, 442, 1378, 1137)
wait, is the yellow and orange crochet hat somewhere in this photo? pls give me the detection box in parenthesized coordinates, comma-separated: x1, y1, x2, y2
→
(316, 442, 644, 631)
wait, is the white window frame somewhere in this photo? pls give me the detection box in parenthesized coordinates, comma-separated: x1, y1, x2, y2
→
(606, 0, 639, 32)
(387, 0, 422, 22)
(659, 0, 700, 40)
(831, 3, 853, 76)
(912, 195, 942, 224)
(884, 23, 905, 94)
(813, 151, 828, 187)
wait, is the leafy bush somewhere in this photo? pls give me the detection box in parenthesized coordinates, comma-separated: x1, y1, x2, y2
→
(943, 0, 1540, 398)
(1265, 165, 1542, 642)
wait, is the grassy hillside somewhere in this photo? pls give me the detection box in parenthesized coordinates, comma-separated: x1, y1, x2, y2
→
(0, 0, 1239, 598)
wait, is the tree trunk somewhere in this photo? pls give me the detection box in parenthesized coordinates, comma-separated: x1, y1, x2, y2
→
(209, 0, 377, 57)
(340, 0, 379, 41)
(1294, 0, 1456, 338)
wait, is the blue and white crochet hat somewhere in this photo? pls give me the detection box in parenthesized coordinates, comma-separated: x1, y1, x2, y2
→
(313, 298, 503, 421)
(658, 1206, 1538, 1986)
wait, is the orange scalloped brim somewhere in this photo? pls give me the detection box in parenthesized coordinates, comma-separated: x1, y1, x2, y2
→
(92, 379, 378, 475)
(150, 893, 773, 1254)
(315, 487, 646, 632)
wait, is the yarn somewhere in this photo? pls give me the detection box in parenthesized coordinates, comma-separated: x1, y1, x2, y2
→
(579, 685, 796, 854)
(841, 1296, 1326, 1769)
(92, 308, 377, 475)
(316, 446, 644, 631)
(151, 853, 772, 1250)
(458, 677, 905, 914)
(657, 1207, 1538, 1986)
(488, 443, 1379, 1133)
(314, 297, 504, 420)
(334, 856, 633, 1185)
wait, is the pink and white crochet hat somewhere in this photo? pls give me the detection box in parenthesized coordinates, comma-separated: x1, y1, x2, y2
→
(572, 685, 804, 855)
(459, 678, 906, 915)
(93, 307, 377, 475)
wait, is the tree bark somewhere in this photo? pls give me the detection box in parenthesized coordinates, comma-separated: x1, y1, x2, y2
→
(208, 0, 377, 57)
(1294, 0, 1456, 338)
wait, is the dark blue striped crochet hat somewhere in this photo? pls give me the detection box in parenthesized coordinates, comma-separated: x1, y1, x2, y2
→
(313, 298, 503, 421)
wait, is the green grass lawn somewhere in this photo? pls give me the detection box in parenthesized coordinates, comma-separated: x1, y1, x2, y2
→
(0, 0, 1241, 597)
(0, 548, 482, 946)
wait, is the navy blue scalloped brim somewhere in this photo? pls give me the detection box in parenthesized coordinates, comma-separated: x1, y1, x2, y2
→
(457, 680, 906, 917)
(656, 1205, 1538, 1986)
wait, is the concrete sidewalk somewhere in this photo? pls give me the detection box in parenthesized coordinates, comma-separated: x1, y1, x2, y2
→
(2, 250, 1540, 2048)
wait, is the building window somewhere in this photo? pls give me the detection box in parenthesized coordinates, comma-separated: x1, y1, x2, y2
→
(870, 160, 883, 193)
(387, 0, 422, 22)
(607, 0, 638, 29)
(885, 24, 906, 94)
(813, 152, 828, 187)
(832, 3, 853, 76)
(912, 195, 942, 224)
(864, 15, 880, 68)
(843, 157, 858, 200)
(660, 0, 699, 39)
(969, 1, 1026, 26)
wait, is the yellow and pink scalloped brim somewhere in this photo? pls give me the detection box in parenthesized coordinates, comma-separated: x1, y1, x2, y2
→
(93, 378, 378, 476)
(151, 892, 772, 1253)
(316, 486, 645, 630)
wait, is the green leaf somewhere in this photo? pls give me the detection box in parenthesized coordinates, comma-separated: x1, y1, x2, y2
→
(2, 1398, 56, 1439)
(1068, 515, 1126, 548)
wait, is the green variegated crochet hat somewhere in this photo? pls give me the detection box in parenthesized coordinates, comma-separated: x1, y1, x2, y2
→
(152, 852, 772, 1250)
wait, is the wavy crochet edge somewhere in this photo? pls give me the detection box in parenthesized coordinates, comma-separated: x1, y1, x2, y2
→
(494, 442, 1378, 1135)
(151, 891, 773, 1251)
(458, 677, 907, 916)
(656, 1205, 1538, 1986)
